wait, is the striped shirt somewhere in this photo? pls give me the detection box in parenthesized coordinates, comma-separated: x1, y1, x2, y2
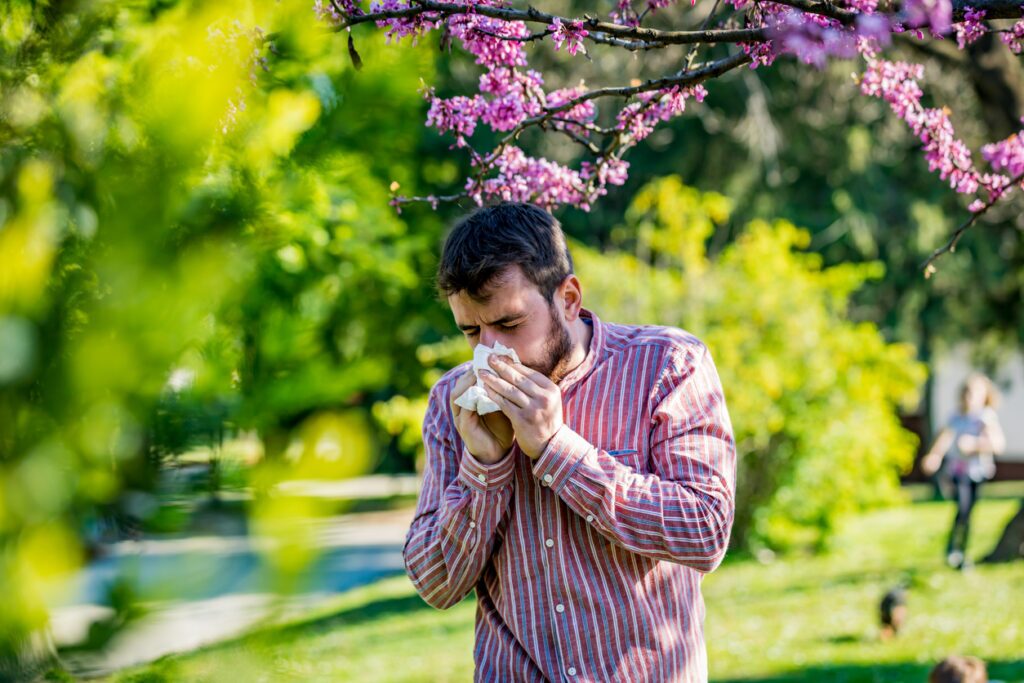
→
(403, 307, 737, 682)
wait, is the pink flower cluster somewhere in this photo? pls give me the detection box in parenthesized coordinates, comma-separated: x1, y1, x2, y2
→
(465, 147, 629, 210)
(982, 131, 1024, 180)
(314, 0, 362, 22)
(953, 7, 987, 49)
(546, 84, 597, 129)
(329, 0, 1024, 214)
(901, 0, 952, 35)
(368, 0, 439, 43)
(858, 52, 1023, 212)
(859, 56, 980, 193)
(549, 17, 589, 56)
(616, 85, 707, 141)
(1002, 17, 1024, 53)
(449, 13, 531, 67)
(743, 3, 892, 70)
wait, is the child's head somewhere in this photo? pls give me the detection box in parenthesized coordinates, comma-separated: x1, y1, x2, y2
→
(929, 655, 988, 683)
(959, 373, 999, 414)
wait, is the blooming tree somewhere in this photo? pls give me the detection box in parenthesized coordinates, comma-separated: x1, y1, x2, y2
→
(316, 0, 1024, 270)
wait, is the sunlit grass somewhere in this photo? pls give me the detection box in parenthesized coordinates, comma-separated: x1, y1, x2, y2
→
(99, 496, 1024, 683)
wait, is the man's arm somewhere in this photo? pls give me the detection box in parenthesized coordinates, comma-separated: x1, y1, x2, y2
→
(532, 341, 737, 573)
(403, 380, 516, 609)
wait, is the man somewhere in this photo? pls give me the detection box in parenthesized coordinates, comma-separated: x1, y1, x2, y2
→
(403, 202, 736, 682)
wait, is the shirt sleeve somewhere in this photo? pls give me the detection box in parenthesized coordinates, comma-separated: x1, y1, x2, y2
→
(403, 379, 516, 609)
(531, 341, 737, 573)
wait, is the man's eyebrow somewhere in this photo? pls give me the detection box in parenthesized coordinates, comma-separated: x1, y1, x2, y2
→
(457, 312, 527, 331)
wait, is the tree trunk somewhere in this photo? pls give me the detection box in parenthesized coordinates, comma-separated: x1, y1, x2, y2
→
(982, 498, 1024, 563)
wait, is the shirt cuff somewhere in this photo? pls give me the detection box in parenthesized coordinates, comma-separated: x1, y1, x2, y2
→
(532, 423, 593, 492)
(459, 445, 516, 493)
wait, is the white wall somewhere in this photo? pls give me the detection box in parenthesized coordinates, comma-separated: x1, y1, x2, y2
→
(931, 344, 1024, 461)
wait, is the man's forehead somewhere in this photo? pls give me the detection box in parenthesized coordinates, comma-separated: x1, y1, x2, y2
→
(451, 298, 532, 327)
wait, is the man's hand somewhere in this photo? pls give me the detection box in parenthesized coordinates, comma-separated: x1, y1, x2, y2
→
(480, 355, 563, 459)
(451, 369, 515, 465)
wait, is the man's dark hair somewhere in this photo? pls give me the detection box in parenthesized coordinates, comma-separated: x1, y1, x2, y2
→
(929, 656, 988, 683)
(436, 202, 574, 304)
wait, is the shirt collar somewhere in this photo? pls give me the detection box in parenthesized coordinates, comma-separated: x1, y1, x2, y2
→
(556, 307, 603, 391)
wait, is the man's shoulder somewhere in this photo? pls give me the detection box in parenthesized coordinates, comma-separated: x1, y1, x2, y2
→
(429, 360, 473, 405)
(604, 318, 708, 368)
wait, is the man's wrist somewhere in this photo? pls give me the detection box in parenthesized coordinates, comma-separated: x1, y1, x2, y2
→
(460, 445, 516, 492)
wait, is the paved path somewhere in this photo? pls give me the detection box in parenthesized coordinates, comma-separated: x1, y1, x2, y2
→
(50, 504, 417, 678)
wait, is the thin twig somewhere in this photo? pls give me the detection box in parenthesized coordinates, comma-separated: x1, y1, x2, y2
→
(921, 172, 1024, 274)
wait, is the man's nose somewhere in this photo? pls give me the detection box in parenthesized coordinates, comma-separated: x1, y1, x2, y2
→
(479, 328, 498, 348)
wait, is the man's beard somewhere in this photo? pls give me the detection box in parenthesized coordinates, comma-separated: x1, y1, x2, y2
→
(533, 303, 574, 382)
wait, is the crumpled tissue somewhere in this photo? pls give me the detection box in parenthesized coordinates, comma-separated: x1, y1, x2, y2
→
(453, 341, 521, 415)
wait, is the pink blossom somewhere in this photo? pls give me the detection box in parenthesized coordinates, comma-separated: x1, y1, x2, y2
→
(844, 0, 878, 12)
(474, 68, 544, 131)
(742, 41, 778, 69)
(859, 55, 982, 194)
(1001, 17, 1024, 54)
(369, 0, 438, 44)
(549, 17, 589, 56)
(616, 85, 706, 141)
(646, 0, 677, 13)
(424, 92, 480, 145)
(982, 133, 1024, 179)
(901, 0, 953, 35)
(314, 0, 361, 23)
(449, 14, 531, 67)
(546, 84, 597, 127)
(611, 0, 641, 26)
(855, 14, 892, 48)
(953, 7, 986, 49)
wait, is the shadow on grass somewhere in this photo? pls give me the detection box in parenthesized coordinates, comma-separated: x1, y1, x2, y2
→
(713, 659, 1024, 683)
(270, 591, 439, 641)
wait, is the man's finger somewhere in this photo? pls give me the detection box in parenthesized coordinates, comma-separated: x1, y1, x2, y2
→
(482, 374, 528, 410)
(488, 357, 545, 396)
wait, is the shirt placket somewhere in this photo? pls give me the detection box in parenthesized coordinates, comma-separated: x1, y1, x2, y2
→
(537, 472, 579, 680)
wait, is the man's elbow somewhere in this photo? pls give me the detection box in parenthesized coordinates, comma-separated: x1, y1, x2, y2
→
(404, 560, 469, 611)
(682, 502, 734, 574)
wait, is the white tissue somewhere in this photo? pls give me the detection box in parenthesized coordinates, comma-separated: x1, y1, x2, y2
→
(453, 341, 521, 415)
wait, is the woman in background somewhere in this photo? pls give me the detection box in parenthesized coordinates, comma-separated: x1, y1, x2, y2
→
(921, 373, 1006, 570)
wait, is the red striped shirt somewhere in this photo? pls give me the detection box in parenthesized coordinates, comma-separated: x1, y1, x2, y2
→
(403, 307, 737, 682)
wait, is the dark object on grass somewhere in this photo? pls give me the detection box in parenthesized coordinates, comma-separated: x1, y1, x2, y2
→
(929, 655, 988, 683)
(879, 585, 907, 640)
(982, 499, 1024, 563)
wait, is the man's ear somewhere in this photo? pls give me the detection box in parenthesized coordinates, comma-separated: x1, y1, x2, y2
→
(558, 275, 583, 321)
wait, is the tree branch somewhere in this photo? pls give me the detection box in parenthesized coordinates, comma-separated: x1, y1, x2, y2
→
(339, 1, 767, 45)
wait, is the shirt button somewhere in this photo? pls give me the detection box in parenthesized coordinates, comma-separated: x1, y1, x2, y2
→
(545, 538, 554, 548)
(469, 521, 476, 529)
(555, 603, 565, 613)
(542, 474, 553, 485)
(477, 473, 487, 483)
(586, 515, 594, 523)
(568, 667, 577, 676)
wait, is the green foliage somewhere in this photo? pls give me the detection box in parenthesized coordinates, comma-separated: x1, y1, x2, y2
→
(0, 0, 445, 657)
(577, 176, 927, 552)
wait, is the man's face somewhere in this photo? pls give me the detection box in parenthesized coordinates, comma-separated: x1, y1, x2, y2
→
(449, 266, 574, 382)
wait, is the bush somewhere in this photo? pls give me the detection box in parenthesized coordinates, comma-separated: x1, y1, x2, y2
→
(576, 176, 926, 553)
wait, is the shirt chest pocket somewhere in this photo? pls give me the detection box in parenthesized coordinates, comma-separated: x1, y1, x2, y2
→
(604, 447, 647, 473)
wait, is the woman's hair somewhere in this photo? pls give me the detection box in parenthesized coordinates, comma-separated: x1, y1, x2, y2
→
(929, 655, 988, 683)
(436, 202, 574, 304)
(959, 372, 1000, 413)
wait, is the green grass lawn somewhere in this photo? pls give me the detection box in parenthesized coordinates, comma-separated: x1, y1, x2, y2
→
(101, 496, 1024, 683)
